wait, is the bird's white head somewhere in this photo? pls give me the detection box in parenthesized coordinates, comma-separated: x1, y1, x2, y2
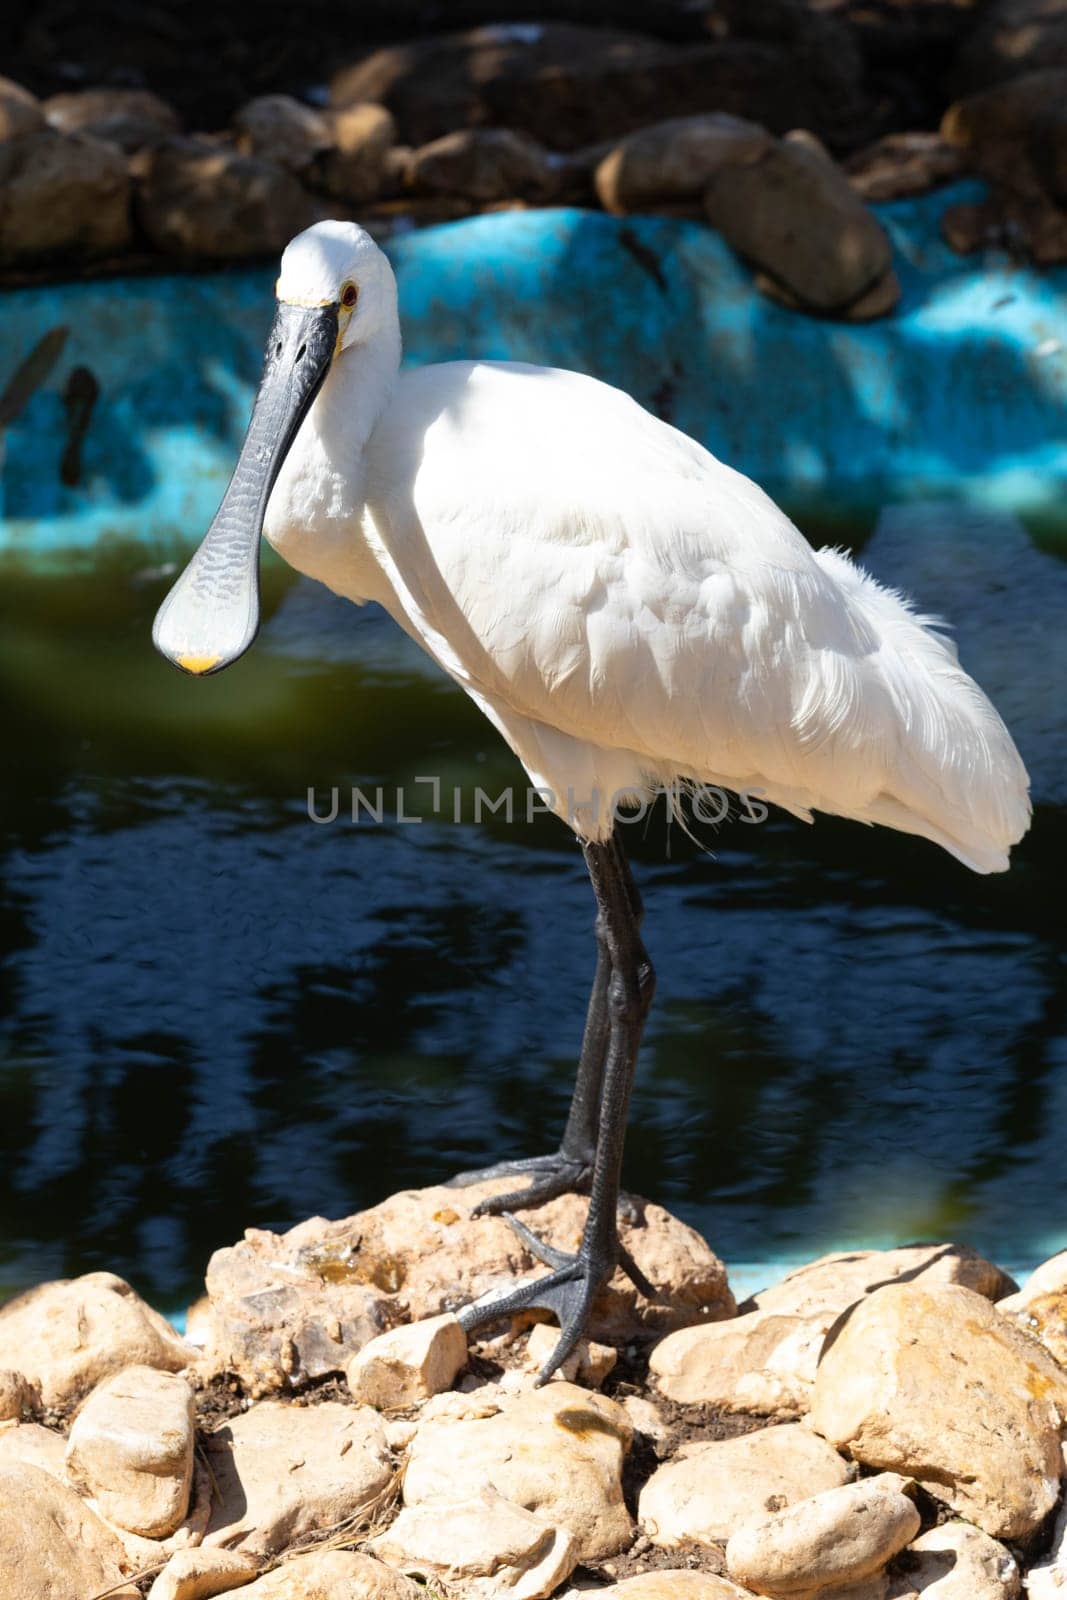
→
(152, 220, 398, 678)
(276, 219, 398, 353)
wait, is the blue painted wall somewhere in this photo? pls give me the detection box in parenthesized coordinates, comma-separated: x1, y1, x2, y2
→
(2, 182, 1066, 566)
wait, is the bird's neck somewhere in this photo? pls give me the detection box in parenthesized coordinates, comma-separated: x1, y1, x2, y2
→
(266, 322, 401, 554)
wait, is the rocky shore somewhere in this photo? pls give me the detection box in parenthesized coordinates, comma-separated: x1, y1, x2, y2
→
(2, 1179, 1067, 1598)
(2, 0, 1067, 311)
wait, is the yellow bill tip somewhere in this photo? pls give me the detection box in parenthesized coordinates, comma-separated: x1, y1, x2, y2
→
(176, 653, 221, 676)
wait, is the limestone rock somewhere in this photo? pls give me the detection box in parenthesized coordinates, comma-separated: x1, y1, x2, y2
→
(726, 1472, 920, 1597)
(595, 113, 773, 214)
(370, 1490, 578, 1599)
(810, 1282, 1067, 1540)
(0, 77, 45, 142)
(703, 136, 895, 315)
(44, 88, 179, 152)
(234, 95, 331, 175)
(147, 1547, 260, 1600)
(66, 1364, 195, 1539)
(346, 1313, 467, 1408)
(203, 1399, 392, 1556)
(200, 1181, 732, 1395)
(639, 1422, 850, 1548)
(999, 1249, 1067, 1367)
(0, 1462, 139, 1599)
(137, 140, 318, 261)
(525, 1321, 617, 1386)
(233, 1551, 421, 1598)
(0, 1369, 29, 1420)
(845, 133, 964, 202)
(1022, 1494, 1067, 1599)
(0, 130, 130, 266)
(889, 1521, 1020, 1598)
(406, 128, 558, 202)
(0, 1419, 67, 1478)
(95, 1458, 212, 1571)
(580, 1579, 751, 1600)
(0, 1271, 190, 1409)
(651, 1244, 1013, 1416)
(320, 103, 396, 204)
(403, 1379, 632, 1561)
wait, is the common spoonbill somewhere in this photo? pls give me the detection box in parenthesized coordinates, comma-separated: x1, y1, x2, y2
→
(154, 220, 1031, 1380)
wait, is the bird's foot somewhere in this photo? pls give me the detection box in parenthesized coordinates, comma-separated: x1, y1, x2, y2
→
(446, 1150, 593, 1216)
(457, 1213, 656, 1383)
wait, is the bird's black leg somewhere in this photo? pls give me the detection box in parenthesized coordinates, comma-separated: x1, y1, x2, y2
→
(457, 833, 656, 1382)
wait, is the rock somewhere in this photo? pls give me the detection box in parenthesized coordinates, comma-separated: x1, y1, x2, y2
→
(0, 1271, 190, 1409)
(595, 113, 773, 214)
(97, 1458, 212, 1572)
(0, 1462, 139, 1599)
(43, 88, 179, 153)
(581, 1579, 751, 1600)
(651, 1244, 1006, 1417)
(845, 133, 964, 202)
(999, 1250, 1067, 1366)
(203, 1399, 392, 1556)
(406, 128, 558, 203)
(147, 1547, 260, 1600)
(0, 77, 45, 142)
(639, 1422, 851, 1547)
(199, 1181, 732, 1395)
(889, 1521, 1020, 1598)
(0, 129, 130, 267)
(1023, 1494, 1067, 1599)
(0, 1369, 29, 1420)
(810, 1282, 1067, 1541)
(726, 1473, 920, 1598)
(525, 1321, 617, 1386)
(330, 21, 866, 155)
(369, 1490, 579, 1599)
(65, 1364, 195, 1539)
(320, 103, 396, 204)
(703, 134, 895, 315)
(234, 94, 331, 175)
(403, 1379, 632, 1561)
(620, 1394, 669, 1443)
(346, 1313, 467, 1408)
(951, 0, 1067, 96)
(0, 1419, 67, 1478)
(231, 1550, 422, 1598)
(136, 140, 318, 262)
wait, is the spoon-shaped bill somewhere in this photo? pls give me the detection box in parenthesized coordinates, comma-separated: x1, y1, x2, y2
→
(152, 300, 339, 676)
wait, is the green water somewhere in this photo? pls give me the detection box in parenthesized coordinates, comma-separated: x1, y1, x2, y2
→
(2, 541, 1064, 1312)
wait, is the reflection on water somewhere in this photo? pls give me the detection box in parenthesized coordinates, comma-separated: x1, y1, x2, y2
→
(1, 524, 1064, 1309)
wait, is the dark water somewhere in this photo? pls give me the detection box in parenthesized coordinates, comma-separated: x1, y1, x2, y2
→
(2, 537, 1064, 1313)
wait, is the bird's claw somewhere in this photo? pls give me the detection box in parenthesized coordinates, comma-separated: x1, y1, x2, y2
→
(446, 1151, 593, 1216)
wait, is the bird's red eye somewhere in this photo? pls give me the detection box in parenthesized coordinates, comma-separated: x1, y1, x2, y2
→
(341, 283, 358, 309)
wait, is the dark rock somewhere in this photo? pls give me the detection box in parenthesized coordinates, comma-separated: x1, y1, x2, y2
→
(703, 133, 897, 316)
(951, 0, 1067, 96)
(42, 87, 178, 153)
(595, 113, 773, 215)
(845, 131, 964, 202)
(406, 127, 559, 203)
(233, 93, 330, 176)
(331, 21, 869, 155)
(319, 102, 396, 205)
(0, 129, 129, 265)
(136, 139, 318, 262)
(0, 76, 44, 142)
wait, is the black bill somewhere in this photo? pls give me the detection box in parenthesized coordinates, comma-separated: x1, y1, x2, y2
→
(152, 299, 339, 675)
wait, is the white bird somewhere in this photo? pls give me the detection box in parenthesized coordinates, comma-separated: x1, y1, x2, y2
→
(155, 220, 1031, 1378)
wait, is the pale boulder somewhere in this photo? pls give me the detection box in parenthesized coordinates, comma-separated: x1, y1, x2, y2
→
(369, 1490, 578, 1599)
(406, 128, 558, 202)
(998, 1249, 1067, 1367)
(203, 1399, 392, 1556)
(0, 1272, 190, 1409)
(579, 1574, 761, 1599)
(346, 1312, 467, 1408)
(525, 1320, 617, 1386)
(726, 1473, 919, 1597)
(811, 1282, 1067, 1540)
(147, 1547, 260, 1600)
(321, 103, 396, 203)
(66, 1364, 195, 1538)
(234, 95, 331, 175)
(0, 130, 129, 265)
(0, 1462, 139, 1599)
(888, 1521, 1020, 1598)
(0, 1420, 66, 1478)
(639, 1422, 850, 1547)
(596, 113, 772, 213)
(403, 1379, 633, 1561)
(232, 1550, 421, 1598)
(96, 1459, 212, 1570)
(650, 1244, 1013, 1416)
